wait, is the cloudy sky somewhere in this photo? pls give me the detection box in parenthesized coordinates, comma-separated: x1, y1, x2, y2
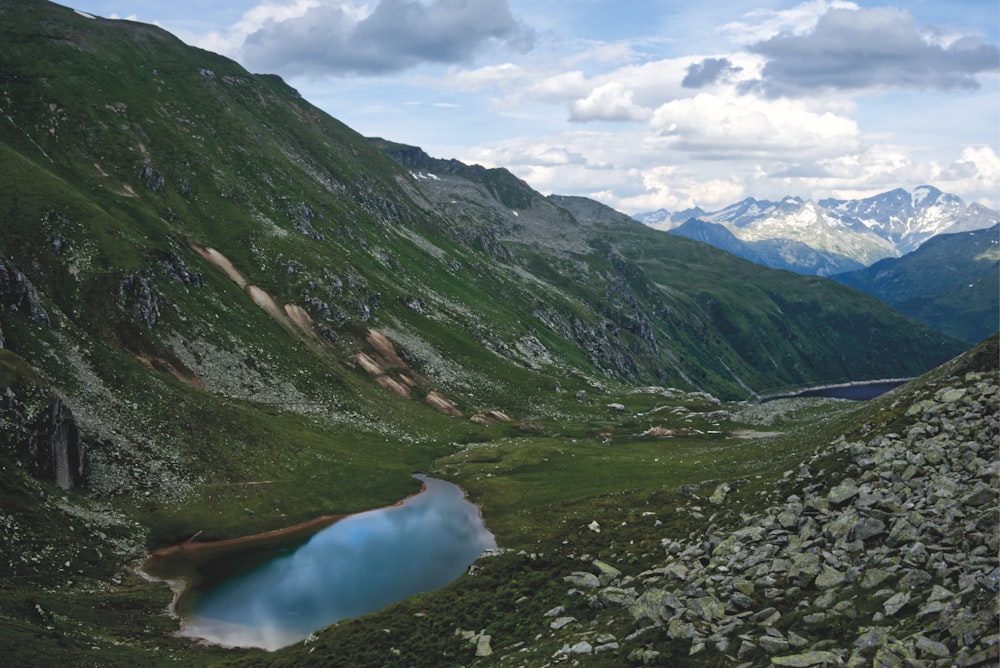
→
(72, 0, 999, 213)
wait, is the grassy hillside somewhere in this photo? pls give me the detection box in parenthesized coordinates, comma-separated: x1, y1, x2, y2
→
(0, 2, 981, 665)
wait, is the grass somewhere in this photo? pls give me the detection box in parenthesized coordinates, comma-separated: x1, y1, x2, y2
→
(0, 4, 985, 666)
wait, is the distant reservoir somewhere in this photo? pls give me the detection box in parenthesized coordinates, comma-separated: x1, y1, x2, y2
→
(761, 378, 911, 402)
(146, 475, 495, 651)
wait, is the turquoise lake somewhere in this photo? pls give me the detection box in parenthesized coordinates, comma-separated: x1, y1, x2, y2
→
(178, 475, 496, 650)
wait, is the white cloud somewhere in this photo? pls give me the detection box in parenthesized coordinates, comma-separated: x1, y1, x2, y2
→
(238, 0, 535, 76)
(939, 146, 1000, 206)
(744, 6, 1000, 97)
(649, 92, 861, 159)
(187, 0, 323, 59)
(719, 0, 858, 45)
(569, 81, 652, 122)
(520, 70, 590, 103)
(618, 165, 747, 212)
(441, 63, 526, 91)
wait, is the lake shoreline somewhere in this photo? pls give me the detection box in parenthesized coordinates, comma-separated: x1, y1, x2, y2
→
(758, 377, 913, 402)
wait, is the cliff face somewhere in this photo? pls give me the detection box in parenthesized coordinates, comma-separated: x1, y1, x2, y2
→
(1, 384, 84, 490)
(29, 399, 85, 490)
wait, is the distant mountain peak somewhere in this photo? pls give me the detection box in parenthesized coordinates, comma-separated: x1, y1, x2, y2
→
(634, 186, 999, 273)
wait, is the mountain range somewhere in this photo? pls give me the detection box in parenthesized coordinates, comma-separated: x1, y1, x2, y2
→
(635, 187, 998, 276)
(0, 2, 991, 667)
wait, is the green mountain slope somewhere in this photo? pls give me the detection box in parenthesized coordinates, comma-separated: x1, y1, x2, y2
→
(833, 224, 1000, 343)
(0, 2, 980, 665)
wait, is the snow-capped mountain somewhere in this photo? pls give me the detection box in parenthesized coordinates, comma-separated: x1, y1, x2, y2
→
(636, 186, 998, 275)
(818, 186, 991, 253)
(633, 207, 705, 227)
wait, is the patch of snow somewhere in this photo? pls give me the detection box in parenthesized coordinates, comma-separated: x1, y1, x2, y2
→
(912, 186, 934, 207)
(75, 9, 96, 19)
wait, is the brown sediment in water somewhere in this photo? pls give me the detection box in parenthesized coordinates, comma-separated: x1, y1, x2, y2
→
(142, 479, 429, 581)
(149, 513, 345, 560)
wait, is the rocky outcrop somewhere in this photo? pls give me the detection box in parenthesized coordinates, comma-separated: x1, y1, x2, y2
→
(116, 273, 161, 327)
(541, 370, 998, 666)
(0, 261, 49, 325)
(2, 389, 85, 491)
(27, 399, 85, 490)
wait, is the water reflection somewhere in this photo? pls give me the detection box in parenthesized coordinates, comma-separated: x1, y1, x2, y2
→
(180, 475, 496, 650)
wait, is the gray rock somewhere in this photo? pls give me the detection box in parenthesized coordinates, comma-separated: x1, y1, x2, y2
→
(730, 591, 754, 609)
(852, 517, 886, 542)
(770, 650, 842, 666)
(592, 559, 622, 585)
(666, 617, 697, 640)
(928, 584, 954, 602)
(599, 587, 636, 606)
(789, 552, 821, 584)
(628, 590, 662, 622)
(662, 561, 689, 580)
(962, 482, 995, 507)
(815, 564, 846, 588)
(860, 568, 893, 590)
(550, 616, 576, 630)
(710, 482, 731, 505)
(914, 635, 950, 658)
(752, 607, 781, 626)
(475, 633, 493, 657)
(759, 634, 790, 654)
(853, 626, 889, 655)
(788, 631, 809, 648)
(827, 481, 860, 505)
(688, 595, 725, 621)
(777, 506, 802, 529)
(887, 518, 919, 546)
(564, 572, 601, 588)
(939, 388, 966, 403)
(883, 591, 911, 616)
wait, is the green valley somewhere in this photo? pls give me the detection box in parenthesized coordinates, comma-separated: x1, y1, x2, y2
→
(0, 3, 993, 667)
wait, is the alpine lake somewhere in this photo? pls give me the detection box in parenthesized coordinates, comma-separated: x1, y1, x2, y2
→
(143, 475, 496, 651)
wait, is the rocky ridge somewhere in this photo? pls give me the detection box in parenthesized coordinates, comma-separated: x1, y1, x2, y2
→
(522, 369, 998, 666)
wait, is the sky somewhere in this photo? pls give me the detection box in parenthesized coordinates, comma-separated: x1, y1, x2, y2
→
(69, 0, 1000, 214)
